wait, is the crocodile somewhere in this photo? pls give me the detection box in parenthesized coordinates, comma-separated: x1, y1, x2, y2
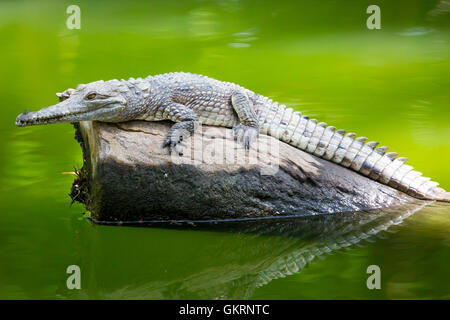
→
(15, 72, 450, 201)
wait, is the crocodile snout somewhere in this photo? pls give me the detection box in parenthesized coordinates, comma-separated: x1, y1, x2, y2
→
(15, 111, 34, 127)
(15, 110, 47, 127)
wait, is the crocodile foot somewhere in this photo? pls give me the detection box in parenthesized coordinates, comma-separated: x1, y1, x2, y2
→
(162, 122, 194, 155)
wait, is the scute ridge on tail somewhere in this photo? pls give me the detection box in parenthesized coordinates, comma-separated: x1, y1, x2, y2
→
(261, 102, 447, 201)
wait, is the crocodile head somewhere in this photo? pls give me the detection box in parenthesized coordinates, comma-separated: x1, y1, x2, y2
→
(15, 80, 130, 127)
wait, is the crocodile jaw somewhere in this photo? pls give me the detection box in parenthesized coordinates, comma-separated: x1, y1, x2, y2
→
(15, 101, 125, 127)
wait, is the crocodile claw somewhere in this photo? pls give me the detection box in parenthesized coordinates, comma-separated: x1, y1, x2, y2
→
(162, 135, 184, 155)
(232, 124, 259, 149)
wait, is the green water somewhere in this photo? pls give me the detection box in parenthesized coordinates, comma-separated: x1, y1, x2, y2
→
(1, 0, 449, 299)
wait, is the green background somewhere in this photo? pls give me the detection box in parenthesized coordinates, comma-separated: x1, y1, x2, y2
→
(0, 0, 449, 299)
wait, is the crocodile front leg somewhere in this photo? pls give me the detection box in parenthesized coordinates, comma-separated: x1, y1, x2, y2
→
(161, 103, 199, 154)
(231, 91, 259, 149)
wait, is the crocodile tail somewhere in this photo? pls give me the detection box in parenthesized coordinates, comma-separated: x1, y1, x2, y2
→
(257, 103, 449, 202)
(431, 189, 450, 201)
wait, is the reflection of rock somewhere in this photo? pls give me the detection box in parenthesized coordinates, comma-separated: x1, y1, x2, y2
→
(65, 201, 429, 299)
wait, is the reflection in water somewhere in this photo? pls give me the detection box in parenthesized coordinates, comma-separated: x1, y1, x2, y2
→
(188, 8, 219, 39)
(5, 130, 46, 189)
(408, 100, 434, 145)
(427, 0, 450, 19)
(229, 28, 258, 48)
(397, 27, 435, 37)
(58, 30, 79, 76)
(65, 202, 429, 299)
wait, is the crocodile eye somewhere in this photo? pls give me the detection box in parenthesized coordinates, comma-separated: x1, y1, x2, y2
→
(86, 93, 97, 100)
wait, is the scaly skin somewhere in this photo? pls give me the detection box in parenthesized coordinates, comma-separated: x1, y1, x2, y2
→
(15, 72, 450, 201)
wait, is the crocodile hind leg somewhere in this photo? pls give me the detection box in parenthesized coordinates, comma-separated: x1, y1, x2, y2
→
(231, 91, 259, 149)
(161, 103, 199, 154)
